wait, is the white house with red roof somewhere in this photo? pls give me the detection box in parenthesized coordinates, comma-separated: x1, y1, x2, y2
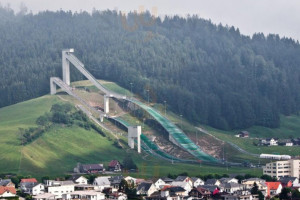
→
(0, 186, 17, 198)
(266, 182, 282, 197)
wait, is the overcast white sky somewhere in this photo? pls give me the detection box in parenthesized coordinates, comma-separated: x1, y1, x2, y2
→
(1, 0, 300, 40)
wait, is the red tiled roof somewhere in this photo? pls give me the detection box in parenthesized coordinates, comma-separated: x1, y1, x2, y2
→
(109, 160, 120, 167)
(161, 185, 173, 191)
(0, 186, 16, 195)
(266, 182, 281, 190)
(20, 178, 38, 183)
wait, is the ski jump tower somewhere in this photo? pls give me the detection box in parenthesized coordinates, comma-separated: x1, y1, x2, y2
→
(50, 49, 141, 153)
(60, 48, 111, 114)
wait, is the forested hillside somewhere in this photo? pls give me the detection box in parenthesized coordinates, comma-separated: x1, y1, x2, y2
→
(1, 5, 300, 130)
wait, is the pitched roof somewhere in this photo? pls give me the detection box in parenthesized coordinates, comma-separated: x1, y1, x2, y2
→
(109, 175, 124, 184)
(161, 177, 174, 183)
(279, 177, 298, 184)
(224, 182, 241, 189)
(266, 182, 281, 190)
(69, 175, 87, 182)
(94, 177, 111, 186)
(0, 186, 16, 195)
(137, 182, 153, 192)
(109, 160, 120, 167)
(0, 179, 12, 186)
(191, 177, 203, 182)
(205, 179, 219, 185)
(82, 164, 103, 171)
(175, 176, 188, 182)
(199, 185, 219, 193)
(20, 178, 38, 183)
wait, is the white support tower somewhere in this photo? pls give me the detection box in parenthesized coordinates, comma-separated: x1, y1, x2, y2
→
(104, 95, 110, 114)
(62, 49, 73, 86)
(50, 77, 57, 95)
(128, 126, 141, 153)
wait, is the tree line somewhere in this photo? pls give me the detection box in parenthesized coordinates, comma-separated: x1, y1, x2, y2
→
(1, 6, 300, 130)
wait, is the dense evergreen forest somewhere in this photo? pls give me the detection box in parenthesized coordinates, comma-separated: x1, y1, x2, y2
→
(1, 5, 300, 130)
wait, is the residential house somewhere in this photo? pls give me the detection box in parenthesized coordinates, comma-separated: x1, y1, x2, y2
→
(279, 177, 299, 187)
(174, 176, 192, 186)
(93, 176, 111, 191)
(292, 138, 300, 146)
(188, 187, 211, 199)
(153, 178, 166, 190)
(0, 186, 17, 198)
(199, 185, 220, 195)
(74, 163, 105, 174)
(69, 175, 88, 185)
(62, 190, 105, 200)
(108, 160, 122, 172)
(109, 176, 124, 189)
(171, 181, 192, 193)
(136, 182, 157, 197)
(108, 192, 127, 200)
(260, 138, 278, 146)
(161, 186, 188, 198)
(21, 182, 45, 196)
(33, 193, 56, 200)
(265, 182, 282, 197)
(0, 179, 15, 188)
(278, 139, 293, 146)
(235, 131, 249, 138)
(222, 183, 242, 194)
(205, 179, 221, 186)
(220, 178, 239, 184)
(241, 178, 267, 195)
(45, 180, 75, 198)
(191, 177, 204, 188)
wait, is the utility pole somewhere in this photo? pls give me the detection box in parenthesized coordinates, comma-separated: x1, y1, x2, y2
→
(130, 82, 133, 98)
(146, 89, 149, 105)
(180, 114, 183, 129)
(164, 100, 167, 116)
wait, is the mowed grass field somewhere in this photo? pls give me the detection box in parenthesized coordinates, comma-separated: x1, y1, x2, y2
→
(0, 94, 262, 178)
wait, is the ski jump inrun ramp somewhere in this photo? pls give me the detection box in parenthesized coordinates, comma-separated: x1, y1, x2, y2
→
(50, 49, 219, 163)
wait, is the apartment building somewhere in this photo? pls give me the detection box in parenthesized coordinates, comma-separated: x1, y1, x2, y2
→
(263, 159, 300, 179)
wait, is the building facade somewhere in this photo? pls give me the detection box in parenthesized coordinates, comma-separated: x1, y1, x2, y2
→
(263, 159, 300, 179)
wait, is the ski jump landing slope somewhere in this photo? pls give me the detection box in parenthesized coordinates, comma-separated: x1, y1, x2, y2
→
(64, 51, 219, 163)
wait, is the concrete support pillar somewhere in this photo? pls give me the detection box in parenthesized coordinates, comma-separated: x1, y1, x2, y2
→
(99, 114, 104, 122)
(62, 51, 70, 85)
(104, 95, 110, 114)
(50, 78, 57, 95)
(128, 126, 141, 153)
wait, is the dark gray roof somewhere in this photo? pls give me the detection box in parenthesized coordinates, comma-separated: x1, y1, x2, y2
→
(137, 182, 152, 192)
(224, 183, 241, 189)
(109, 175, 124, 184)
(0, 179, 12, 186)
(191, 177, 202, 182)
(205, 179, 219, 185)
(175, 176, 188, 182)
(168, 186, 186, 193)
(199, 185, 219, 193)
(82, 164, 103, 171)
(69, 175, 84, 182)
(279, 177, 298, 184)
(21, 182, 39, 189)
(162, 177, 174, 183)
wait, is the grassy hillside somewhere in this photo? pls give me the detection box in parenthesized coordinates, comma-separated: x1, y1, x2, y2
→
(0, 94, 263, 178)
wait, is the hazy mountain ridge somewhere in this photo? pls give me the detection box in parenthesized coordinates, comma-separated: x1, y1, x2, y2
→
(1, 7, 300, 130)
